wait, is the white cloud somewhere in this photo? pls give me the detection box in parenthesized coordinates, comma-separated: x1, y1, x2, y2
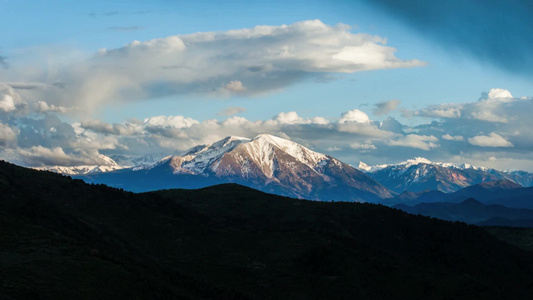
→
(468, 132, 513, 147)
(350, 141, 377, 150)
(408, 89, 528, 124)
(35, 101, 71, 113)
(442, 134, 464, 141)
(0, 94, 16, 112)
(338, 109, 371, 124)
(81, 119, 143, 136)
(3, 146, 103, 167)
(470, 110, 508, 123)
(267, 111, 330, 125)
(11, 20, 424, 112)
(409, 104, 462, 118)
(274, 111, 305, 125)
(2, 88, 533, 171)
(386, 134, 439, 150)
(222, 81, 245, 93)
(144, 115, 199, 129)
(479, 88, 513, 101)
(0, 122, 18, 145)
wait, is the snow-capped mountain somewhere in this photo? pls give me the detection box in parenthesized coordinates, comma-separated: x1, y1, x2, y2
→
(362, 157, 533, 193)
(110, 152, 174, 168)
(36, 155, 124, 175)
(79, 134, 393, 201)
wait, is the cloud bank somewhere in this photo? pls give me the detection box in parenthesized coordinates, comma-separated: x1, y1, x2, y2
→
(1, 88, 532, 172)
(4, 20, 424, 112)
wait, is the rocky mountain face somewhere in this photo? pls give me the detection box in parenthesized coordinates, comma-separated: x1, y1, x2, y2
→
(365, 157, 533, 193)
(80, 134, 393, 202)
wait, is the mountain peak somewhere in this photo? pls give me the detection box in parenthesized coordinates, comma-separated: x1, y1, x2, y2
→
(81, 133, 392, 201)
(461, 198, 483, 206)
(403, 157, 432, 166)
(252, 134, 294, 147)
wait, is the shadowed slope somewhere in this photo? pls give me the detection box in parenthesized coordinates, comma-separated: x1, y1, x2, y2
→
(1, 160, 533, 299)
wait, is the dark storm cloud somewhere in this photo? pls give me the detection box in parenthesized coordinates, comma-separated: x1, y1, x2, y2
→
(362, 0, 533, 74)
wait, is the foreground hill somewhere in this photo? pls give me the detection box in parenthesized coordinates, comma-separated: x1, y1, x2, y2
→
(79, 134, 393, 201)
(1, 160, 533, 299)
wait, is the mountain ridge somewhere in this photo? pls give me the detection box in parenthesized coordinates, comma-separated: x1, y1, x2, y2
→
(395, 197, 533, 227)
(3, 159, 533, 299)
(77, 134, 393, 201)
(365, 158, 533, 193)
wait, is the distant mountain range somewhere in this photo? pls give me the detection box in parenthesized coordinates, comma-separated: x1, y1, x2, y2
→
(36, 135, 533, 203)
(395, 198, 533, 227)
(76, 134, 393, 201)
(35, 154, 125, 175)
(362, 157, 533, 193)
(381, 179, 533, 209)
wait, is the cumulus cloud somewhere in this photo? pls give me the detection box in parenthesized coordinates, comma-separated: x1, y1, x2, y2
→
(379, 117, 403, 133)
(338, 109, 371, 124)
(386, 134, 439, 151)
(35, 101, 72, 114)
(0, 122, 18, 145)
(0, 84, 25, 113)
(407, 89, 526, 124)
(350, 141, 377, 150)
(81, 119, 143, 136)
(0, 95, 16, 112)
(218, 106, 246, 116)
(2, 89, 533, 171)
(11, 20, 424, 111)
(373, 99, 400, 115)
(468, 132, 513, 148)
(144, 115, 199, 129)
(2, 146, 105, 167)
(442, 134, 464, 141)
(222, 81, 245, 93)
(479, 88, 513, 101)
(406, 103, 462, 119)
(274, 112, 306, 125)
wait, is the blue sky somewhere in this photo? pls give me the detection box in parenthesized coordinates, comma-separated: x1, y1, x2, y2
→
(1, 0, 533, 171)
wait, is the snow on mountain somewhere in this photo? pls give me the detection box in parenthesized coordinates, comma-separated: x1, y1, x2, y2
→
(78, 134, 393, 202)
(362, 157, 533, 193)
(37, 155, 124, 175)
(359, 157, 489, 173)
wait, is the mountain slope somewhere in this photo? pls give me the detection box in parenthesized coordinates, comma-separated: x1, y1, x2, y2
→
(395, 198, 533, 227)
(2, 160, 533, 299)
(383, 179, 533, 209)
(79, 134, 393, 201)
(366, 157, 533, 193)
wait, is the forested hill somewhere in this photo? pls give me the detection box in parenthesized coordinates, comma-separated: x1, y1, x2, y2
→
(1, 160, 533, 299)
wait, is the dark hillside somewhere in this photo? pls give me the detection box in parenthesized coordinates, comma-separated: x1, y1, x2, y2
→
(1, 160, 533, 299)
